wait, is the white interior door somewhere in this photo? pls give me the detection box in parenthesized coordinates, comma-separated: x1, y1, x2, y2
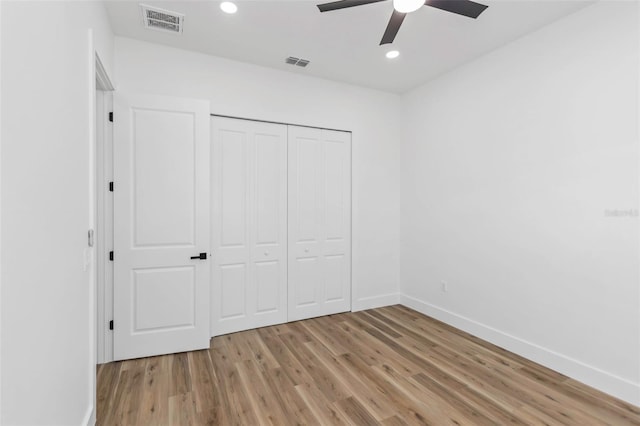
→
(211, 117, 288, 335)
(288, 126, 352, 321)
(113, 93, 210, 360)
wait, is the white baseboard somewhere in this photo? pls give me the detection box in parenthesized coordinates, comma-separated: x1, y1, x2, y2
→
(400, 294, 640, 407)
(82, 404, 95, 426)
(352, 293, 400, 312)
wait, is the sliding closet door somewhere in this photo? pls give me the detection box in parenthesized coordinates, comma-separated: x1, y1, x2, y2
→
(288, 126, 352, 321)
(211, 117, 288, 335)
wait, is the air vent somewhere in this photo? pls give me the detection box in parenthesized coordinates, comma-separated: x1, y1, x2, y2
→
(140, 4, 184, 34)
(285, 57, 311, 68)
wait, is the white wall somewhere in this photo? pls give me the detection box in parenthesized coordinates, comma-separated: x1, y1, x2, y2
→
(1, 1, 114, 424)
(114, 37, 403, 311)
(401, 1, 639, 405)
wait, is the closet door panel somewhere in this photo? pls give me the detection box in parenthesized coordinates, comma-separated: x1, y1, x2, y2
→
(255, 133, 281, 245)
(220, 131, 247, 248)
(212, 126, 251, 333)
(325, 254, 347, 302)
(295, 138, 322, 243)
(255, 260, 281, 314)
(219, 264, 247, 319)
(288, 126, 351, 321)
(211, 117, 287, 336)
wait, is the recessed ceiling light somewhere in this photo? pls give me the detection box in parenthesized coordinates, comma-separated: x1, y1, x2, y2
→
(386, 50, 400, 59)
(220, 2, 237, 14)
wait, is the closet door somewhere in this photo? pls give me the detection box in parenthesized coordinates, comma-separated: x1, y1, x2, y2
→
(288, 126, 352, 321)
(211, 117, 288, 335)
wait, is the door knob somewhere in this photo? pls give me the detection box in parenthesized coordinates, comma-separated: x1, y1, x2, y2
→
(190, 253, 207, 260)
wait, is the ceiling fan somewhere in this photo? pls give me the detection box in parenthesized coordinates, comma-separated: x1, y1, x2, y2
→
(317, 0, 489, 45)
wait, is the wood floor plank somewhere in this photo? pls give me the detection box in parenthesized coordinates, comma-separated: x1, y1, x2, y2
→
(110, 359, 146, 426)
(305, 338, 398, 420)
(209, 345, 260, 426)
(335, 396, 380, 426)
(300, 319, 350, 356)
(295, 382, 351, 425)
(221, 332, 254, 363)
(257, 333, 318, 387)
(97, 305, 640, 426)
(409, 371, 512, 425)
(235, 358, 289, 425)
(96, 362, 122, 426)
(560, 378, 640, 423)
(338, 352, 446, 425)
(168, 391, 197, 426)
(280, 332, 351, 403)
(381, 415, 410, 426)
(335, 320, 423, 375)
(356, 310, 402, 338)
(262, 367, 320, 425)
(136, 355, 169, 425)
(187, 350, 220, 415)
(427, 344, 599, 425)
(243, 329, 280, 371)
(102, 369, 129, 426)
(286, 321, 315, 343)
(168, 351, 192, 396)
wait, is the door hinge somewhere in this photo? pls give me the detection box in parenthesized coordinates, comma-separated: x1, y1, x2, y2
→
(109, 251, 114, 261)
(109, 182, 114, 192)
(109, 320, 114, 330)
(108, 112, 113, 122)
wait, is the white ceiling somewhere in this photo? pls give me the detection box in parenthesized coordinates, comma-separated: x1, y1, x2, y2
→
(105, 0, 594, 93)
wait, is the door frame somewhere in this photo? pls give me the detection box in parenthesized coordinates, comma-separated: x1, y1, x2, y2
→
(95, 53, 114, 365)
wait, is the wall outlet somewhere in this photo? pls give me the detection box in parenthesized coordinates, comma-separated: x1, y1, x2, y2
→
(441, 280, 448, 292)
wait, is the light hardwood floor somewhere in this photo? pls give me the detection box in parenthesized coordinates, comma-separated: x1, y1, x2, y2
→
(97, 305, 640, 425)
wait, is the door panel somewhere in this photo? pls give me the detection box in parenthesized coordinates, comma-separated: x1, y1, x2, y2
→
(133, 266, 195, 331)
(288, 126, 351, 321)
(255, 261, 280, 313)
(295, 257, 320, 306)
(325, 255, 346, 302)
(296, 138, 321, 242)
(220, 264, 246, 319)
(211, 117, 287, 335)
(133, 110, 195, 247)
(325, 141, 347, 240)
(256, 135, 282, 244)
(220, 131, 246, 247)
(113, 93, 210, 360)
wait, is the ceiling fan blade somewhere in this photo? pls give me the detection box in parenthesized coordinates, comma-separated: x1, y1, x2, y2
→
(425, 0, 488, 18)
(317, 0, 387, 13)
(380, 9, 406, 45)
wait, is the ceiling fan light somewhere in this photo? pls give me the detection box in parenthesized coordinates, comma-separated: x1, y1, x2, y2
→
(220, 1, 238, 14)
(393, 0, 424, 13)
(386, 50, 400, 59)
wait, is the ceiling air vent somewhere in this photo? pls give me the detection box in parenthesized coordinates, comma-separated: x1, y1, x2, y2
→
(285, 57, 311, 68)
(140, 4, 184, 34)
